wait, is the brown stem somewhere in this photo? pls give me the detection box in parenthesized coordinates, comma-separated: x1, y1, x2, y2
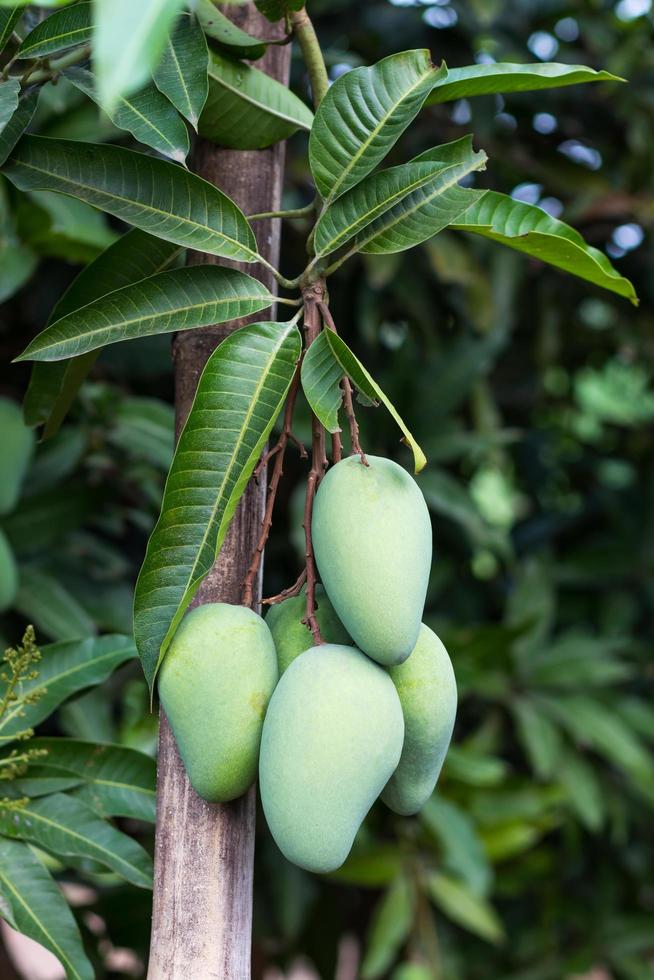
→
(262, 566, 307, 606)
(331, 430, 343, 462)
(317, 301, 368, 466)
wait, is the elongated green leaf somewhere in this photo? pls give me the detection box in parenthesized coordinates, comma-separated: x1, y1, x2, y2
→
(0, 77, 20, 134)
(355, 136, 487, 254)
(196, 0, 266, 60)
(199, 50, 313, 149)
(428, 872, 505, 944)
(451, 190, 638, 304)
(0, 86, 38, 166)
(14, 566, 96, 640)
(153, 13, 208, 127)
(12, 767, 83, 797)
(0, 793, 153, 887)
(16, 2, 91, 59)
(426, 62, 622, 106)
(3, 135, 259, 260)
(0, 172, 36, 301)
(93, 0, 186, 111)
(134, 319, 301, 687)
(301, 329, 426, 473)
(309, 50, 446, 203)
(0, 838, 94, 980)
(29, 738, 156, 822)
(18, 266, 276, 361)
(0, 6, 22, 55)
(315, 137, 484, 258)
(361, 876, 413, 979)
(23, 230, 182, 435)
(255, 0, 303, 22)
(0, 634, 136, 741)
(65, 66, 189, 163)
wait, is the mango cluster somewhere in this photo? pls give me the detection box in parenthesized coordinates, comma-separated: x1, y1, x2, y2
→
(160, 456, 457, 873)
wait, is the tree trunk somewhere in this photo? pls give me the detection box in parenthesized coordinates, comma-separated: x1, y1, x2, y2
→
(147, 8, 290, 978)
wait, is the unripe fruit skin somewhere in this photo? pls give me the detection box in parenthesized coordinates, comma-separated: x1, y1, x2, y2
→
(312, 455, 432, 666)
(382, 625, 457, 816)
(265, 585, 351, 674)
(0, 529, 18, 613)
(260, 644, 404, 873)
(158, 603, 278, 803)
(0, 398, 34, 515)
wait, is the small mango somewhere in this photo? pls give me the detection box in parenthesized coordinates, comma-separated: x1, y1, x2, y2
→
(312, 455, 432, 666)
(0, 398, 34, 515)
(158, 603, 278, 803)
(265, 585, 351, 674)
(0, 529, 18, 613)
(259, 643, 404, 873)
(382, 625, 457, 816)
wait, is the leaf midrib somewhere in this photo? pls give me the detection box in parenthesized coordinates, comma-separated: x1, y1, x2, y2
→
(21, 24, 90, 57)
(208, 62, 309, 128)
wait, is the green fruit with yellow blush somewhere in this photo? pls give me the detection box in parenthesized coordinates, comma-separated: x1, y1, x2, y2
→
(382, 625, 457, 816)
(265, 585, 351, 674)
(312, 455, 432, 667)
(259, 643, 404, 873)
(0, 398, 34, 515)
(158, 603, 278, 803)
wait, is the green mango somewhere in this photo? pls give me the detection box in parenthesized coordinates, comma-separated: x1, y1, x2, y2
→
(265, 585, 351, 674)
(312, 455, 432, 666)
(382, 625, 457, 816)
(259, 643, 404, 873)
(0, 529, 18, 613)
(158, 602, 278, 803)
(0, 398, 34, 515)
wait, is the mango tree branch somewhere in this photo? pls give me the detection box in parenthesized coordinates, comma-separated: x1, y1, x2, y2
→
(318, 301, 368, 464)
(290, 7, 329, 109)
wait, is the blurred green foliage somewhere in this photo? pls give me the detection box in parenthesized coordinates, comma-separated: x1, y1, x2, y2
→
(0, 0, 653, 977)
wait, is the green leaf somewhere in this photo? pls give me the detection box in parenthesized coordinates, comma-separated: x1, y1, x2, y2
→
(0, 0, 76, 6)
(0, 838, 94, 980)
(0, 173, 36, 302)
(309, 50, 446, 204)
(14, 566, 96, 641)
(420, 796, 493, 898)
(0, 793, 153, 887)
(3, 135, 259, 260)
(511, 697, 562, 780)
(92, 0, 187, 111)
(418, 467, 507, 554)
(558, 748, 604, 831)
(361, 876, 413, 979)
(0, 76, 20, 135)
(18, 188, 117, 263)
(451, 190, 638, 304)
(0, 634, 136, 741)
(301, 329, 426, 473)
(0, 6, 22, 55)
(255, 0, 303, 22)
(18, 266, 275, 361)
(196, 0, 266, 60)
(0, 86, 38, 167)
(12, 768, 83, 797)
(153, 13, 208, 128)
(64, 66, 189, 163)
(108, 397, 174, 470)
(29, 738, 156, 822)
(199, 50, 313, 150)
(428, 872, 505, 945)
(356, 137, 487, 255)
(134, 318, 301, 688)
(426, 62, 623, 106)
(23, 230, 182, 436)
(16, 2, 91, 59)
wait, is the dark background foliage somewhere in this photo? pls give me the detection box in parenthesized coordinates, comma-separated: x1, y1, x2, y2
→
(1, 0, 652, 977)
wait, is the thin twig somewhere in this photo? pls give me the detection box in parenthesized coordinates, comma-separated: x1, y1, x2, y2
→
(262, 567, 307, 606)
(241, 366, 305, 608)
(247, 201, 316, 221)
(318, 301, 368, 465)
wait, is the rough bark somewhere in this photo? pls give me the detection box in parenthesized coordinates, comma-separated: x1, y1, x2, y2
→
(147, 7, 290, 978)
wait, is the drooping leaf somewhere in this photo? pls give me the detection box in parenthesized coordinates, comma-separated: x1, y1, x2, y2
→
(451, 190, 638, 304)
(3, 135, 259, 260)
(0, 172, 36, 302)
(196, 0, 266, 60)
(301, 329, 426, 473)
(0, 76, 20, 135)
(64, 66, 189, 163)
(153, 13, 208, 128)
(23, 230, 182, 436)
(309, 50, 446, 204)
(421, 796, 493, 898)
(0, 837, 94, 980)
(428, 872, 505, 944)
(18, 266, 276, 362)
(29, 738, 157, 822)
(134, 319, 302, 688)
(108, 396, 174, 470)
(0, 6, 21, 55)
(511, 697, 563, 780)
(199, 49, 313, 149)
(255, 0, 303, 23)
(18, 188, 117, 263)
(0, 793, 153, 888)
(360, 876, 413, 979)
(92, 0, 187, 111)
(16, 2, 92, 59)
(14, 566, 96, 641)
(0, 634, 136, 741)
(0, 86, 38, 166)
(426, 61, 623, 106)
